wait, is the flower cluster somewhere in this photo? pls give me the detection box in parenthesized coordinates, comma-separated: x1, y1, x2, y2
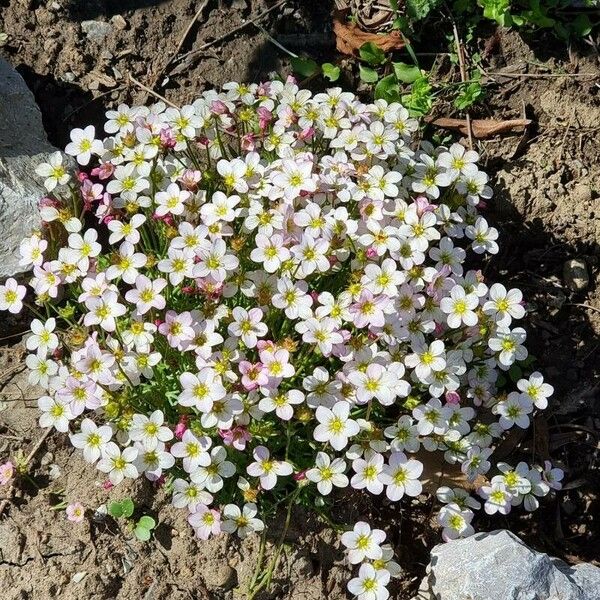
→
(1, 80, 563, 596)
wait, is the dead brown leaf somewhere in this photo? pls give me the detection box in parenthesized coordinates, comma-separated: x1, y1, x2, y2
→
(333, 9, 405, 57)
(425, 117, 532, 139)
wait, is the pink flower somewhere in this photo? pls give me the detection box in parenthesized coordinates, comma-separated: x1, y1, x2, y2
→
(257, 107, 273, 130)
(174, 415, 189, 440)
(241, 133, 256, 152)
(66, 502, 85, 523)
(76, 171, 89, 183)
(210, 100, 229, 115)
(0, 461, 15, 485)
(219, 426, 251, 451)
(160, 127, 176, 149)
(414, 195, 436, 217)
(239, 361, 268, 391)
(293, 469, 307, 482)
(91, 162, 115, 180)
(445, 391, 461, 405)
(298, 127, 315, 141)
(179, 169, 202, 190)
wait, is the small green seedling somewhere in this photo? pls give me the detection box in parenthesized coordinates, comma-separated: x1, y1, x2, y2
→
(133, 516, 157, 541)
(107, 498, 156, 542)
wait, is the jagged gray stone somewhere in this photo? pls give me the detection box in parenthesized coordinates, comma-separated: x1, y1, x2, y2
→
(414, 529, 600, 600)
(0, 58, 57, 279)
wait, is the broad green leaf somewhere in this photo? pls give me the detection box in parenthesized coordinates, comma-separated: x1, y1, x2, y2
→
(108, 501, 124, 518)
(392, 62, 421, 83)
(121, 498, 134, 518)
(321, 63, 340, 82)
(359, 65, 379, 84)
(570, 14, 592, 38)
(358, 42, 386, 66)
(374, 74, 400, 103)
(134, 526, 152, 542)
(290, 57, 319, 78)
(137, 515, 156, 530)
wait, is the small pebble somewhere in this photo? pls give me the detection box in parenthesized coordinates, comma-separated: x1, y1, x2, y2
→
(563, 258, 589, 292)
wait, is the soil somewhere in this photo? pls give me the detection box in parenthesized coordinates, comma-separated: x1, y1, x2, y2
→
(0, 1, 599, 598)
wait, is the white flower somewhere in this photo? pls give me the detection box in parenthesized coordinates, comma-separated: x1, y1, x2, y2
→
(217, 158, 249, 193)
(26, 354, 58, 388)
(125, 275, 167, 314)
(250, 233, 290, 273)
(313, 401, 360, 451)
(106, 241, 147, 284)
(69, 418, 113, 463)
(496, 392, 533, 430)
(172, 478, 213, 509)
(479, 481, 512, 515)
(107, 214, 146, 245)
(483, 283, 525, 327)
(38, 395, 73, 432)
(405, 340, 446, 380)
(190, 446, 236, 492)
(26, 318, 59, 356)
(170, 430, 212, 472)
(228, 307, 267, 348)
(347, 563, 390, 600)
(488, 327, 528, 369)
(246, 445, 292, 490)
(128, 410, 173, 451)
(155, 183, 191, 216)
(437, 504, 475, 541)
(96, 442, 139, 485)
(0, 278, 26, 314)
(341, 521, 386, 564)
(306, 452, 348, 495)
(65, 125, 103, 165)
(258, 389, 304, 421)
(84, 289, 126, 332)
(380, 452, 423, 501)
(517, 371, 553, 410)
(35, 151, 70, 191)
(348, 363, 396, 406)
(19, 234, 47, 268)
(221, 503, 264, 538)
(466, 217, 499, 254)
(351, 453, 384, 495)
(440, 285, 479, 328)
(200, 191, 240, 225)
(178, 369, 226, 413)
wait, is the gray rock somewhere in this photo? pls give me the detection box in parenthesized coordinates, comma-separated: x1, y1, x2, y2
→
(81, 19, 113, 43)
(563, 258, 590, 292)
(414, 530, 600, 600)
(0, 58, 59, 279)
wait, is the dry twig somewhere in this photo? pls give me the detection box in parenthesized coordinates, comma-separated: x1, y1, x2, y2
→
(452, 22, 473, 149)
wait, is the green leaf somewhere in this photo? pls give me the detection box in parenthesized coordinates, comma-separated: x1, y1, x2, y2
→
(108, 501, 124, 518)
(321, 63, 340, 82)
(290, 57, 319, 78)
(454, 81, 485, 110)
(508, 364, 523, 383)
(359, 65, 379, 84)
(137, 515, 156, 530)
(392, 62, 421, 83)
(569, 14, 593, 38)
(134, 526, 152, 542)
(358, 42, 386, 66)
(400, 75, 433, 116)
(121, 498, 134, 519)
(406, 0, 443, 21)
(478, 0, 512, 26)
(374, 74, 400, 103)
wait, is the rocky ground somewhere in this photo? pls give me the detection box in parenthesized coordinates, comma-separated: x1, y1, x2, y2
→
(0, 0, 599, 598)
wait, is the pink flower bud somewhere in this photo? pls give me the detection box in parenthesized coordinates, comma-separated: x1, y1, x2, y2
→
(210, 100, 229, 115)
(365, 247, 378, 259)
(445, 391, 461, 405)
